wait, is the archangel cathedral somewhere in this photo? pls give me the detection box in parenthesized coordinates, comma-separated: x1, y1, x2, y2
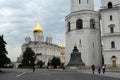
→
(65, 0, 120, 68)
(16, 23, 65, 67)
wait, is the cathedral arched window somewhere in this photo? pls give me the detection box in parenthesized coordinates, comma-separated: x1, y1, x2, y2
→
(67, 22, 71, 32)
(108, 2, 113, 9)
(90, 19, 95, 29)
(76, 19, 83, 29)
(111, 41, 115, 48)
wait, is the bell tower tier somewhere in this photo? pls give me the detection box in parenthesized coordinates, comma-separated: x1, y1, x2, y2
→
(65, 0, 102, 66)
(71, 0, 94, 12)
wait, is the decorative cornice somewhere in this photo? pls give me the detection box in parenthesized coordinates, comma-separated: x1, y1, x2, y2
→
(103, 49, 120, 52)
(65, 10, 99, 20)
(66, 28, 100, 34)
(100, 7, 119, 12)
(102, 32, 120, 37)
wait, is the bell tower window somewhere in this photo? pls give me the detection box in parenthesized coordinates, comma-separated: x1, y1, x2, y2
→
(79, 40, 81, 44)
(111, 41, 115, 48)
(110, 27, 114, 33)
(67, 22, 71, 32)
(79, 0, 81, 4)
(110, 15, 113, 21)
(76, 19, 83, 29)
(109, 24, 115, 33)
(108, 2, 113, 8)
(90, 19, 95, 29)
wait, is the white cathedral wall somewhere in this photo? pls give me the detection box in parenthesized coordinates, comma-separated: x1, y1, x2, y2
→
(102, 37, 120, 66)
(103, 37, 120, 50)
(103, 52, 120, 67)
(21, 44, 61, 66)
(102, 36, 120, 67)
(101, 9, 120, 34)
(101, 5, 120, 67)
(101, 0, 120, 8)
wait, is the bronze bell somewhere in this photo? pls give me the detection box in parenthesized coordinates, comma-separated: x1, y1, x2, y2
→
(67, 45, 85, 66)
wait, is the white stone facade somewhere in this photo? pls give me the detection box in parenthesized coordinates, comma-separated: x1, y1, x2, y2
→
(21, 41, 61, 66)
(100, 0, 120, 67)
(65, 0, 120, 67)
(65, 0, 102, 67)
(71, 0, 94, 12)
(101, 0, 120, 9)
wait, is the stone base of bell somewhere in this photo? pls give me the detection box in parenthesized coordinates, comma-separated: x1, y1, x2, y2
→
(65, 66, 86, 70)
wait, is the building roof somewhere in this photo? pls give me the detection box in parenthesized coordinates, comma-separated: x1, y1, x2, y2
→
(22, 41, 61, 48)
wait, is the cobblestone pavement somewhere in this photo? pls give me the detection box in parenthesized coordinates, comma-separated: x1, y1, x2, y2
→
(0, 69, 120, 80)
(79, 69, 120, 79)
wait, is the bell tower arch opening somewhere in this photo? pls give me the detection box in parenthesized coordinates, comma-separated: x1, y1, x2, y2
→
(76, 19, 83, 30)
(108, 2, 113, 8)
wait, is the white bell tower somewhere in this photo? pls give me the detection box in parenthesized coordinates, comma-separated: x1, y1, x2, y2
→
(71, 0, 94, 12)
(65, 0, 102, 66)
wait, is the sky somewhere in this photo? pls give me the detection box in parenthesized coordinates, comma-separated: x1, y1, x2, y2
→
(0, 0, 100, 61)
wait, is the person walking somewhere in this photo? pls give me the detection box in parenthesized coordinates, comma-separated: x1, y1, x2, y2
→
(91, 64, 95, 75)
(32, 63, 35, 73)
(97, 65, 101, 74)
(102, 65, 106, 74)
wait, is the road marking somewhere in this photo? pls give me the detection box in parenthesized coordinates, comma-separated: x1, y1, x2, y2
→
(25, 73, 50, 77)
(16, 72, 26, 77)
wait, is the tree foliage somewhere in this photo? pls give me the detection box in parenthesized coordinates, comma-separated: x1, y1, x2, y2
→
(51, 56, 61, 69)
(0, 35, 10, 68)
(22, 47, 36, 68)
(37, 60, 45, 68)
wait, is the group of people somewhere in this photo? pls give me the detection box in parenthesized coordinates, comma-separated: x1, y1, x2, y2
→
(91, 64, 106, 75)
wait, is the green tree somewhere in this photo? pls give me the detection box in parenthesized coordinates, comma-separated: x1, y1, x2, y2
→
(37, 61, 45, 68)
(22, 47, 36, 68)
(51, 56, 61, 69)
(0, 35, 10, 70)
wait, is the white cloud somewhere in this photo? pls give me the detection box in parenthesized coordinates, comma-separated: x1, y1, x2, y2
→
(94, 0, 101, 10)
(0, 23, 17, 33)
(0, 0, 100, 61)
(0, 8, 13, 16)
(7, 44, 22, 61)
(52, 33, 65, 45)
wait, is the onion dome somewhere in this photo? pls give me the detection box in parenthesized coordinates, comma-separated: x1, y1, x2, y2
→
(25, 35, 31, 44)
(61, 44, 65, 49)
(33, 23, 43, 34)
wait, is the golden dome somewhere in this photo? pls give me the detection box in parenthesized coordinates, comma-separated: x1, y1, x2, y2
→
(33, 23, 43, 34)
(61, 44, 65, 49)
